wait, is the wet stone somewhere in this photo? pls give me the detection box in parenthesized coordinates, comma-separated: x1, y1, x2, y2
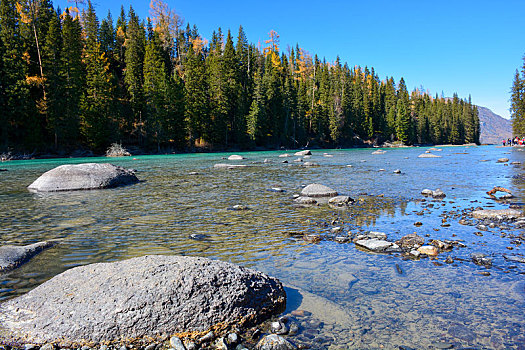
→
(170, 337, 185, 350)
(431, 341, 453, 349)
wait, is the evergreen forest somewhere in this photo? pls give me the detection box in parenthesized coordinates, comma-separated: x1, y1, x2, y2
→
(0, 0, 481, 154)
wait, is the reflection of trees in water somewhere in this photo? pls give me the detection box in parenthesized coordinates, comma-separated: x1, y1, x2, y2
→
(334, 196, 408, 227)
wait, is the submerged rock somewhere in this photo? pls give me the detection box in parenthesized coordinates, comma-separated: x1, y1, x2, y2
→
(328, 195, 354, 207)
(294, 196, 317, 205)
(214, 163, 248, 169)
(471, 253, 492, 267)
(28, 163, 139, 192)
(300, 184, 338, 198)
(0, 255, 286, 347)
(256, 334, 297, 350)
(0, 241, 56, 272)
(397, 233, 425, 249)
(472, 209, 523, 220)
(418, 153, 442, 158)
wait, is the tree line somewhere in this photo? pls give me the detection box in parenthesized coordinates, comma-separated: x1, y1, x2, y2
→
(0, 0, 480, 154)
(511, 54, 525, 136)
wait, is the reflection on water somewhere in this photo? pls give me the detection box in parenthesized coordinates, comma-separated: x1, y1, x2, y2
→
(1, 146, 524, 349)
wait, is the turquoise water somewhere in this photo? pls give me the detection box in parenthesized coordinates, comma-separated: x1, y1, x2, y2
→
(1, 146, 524, 349)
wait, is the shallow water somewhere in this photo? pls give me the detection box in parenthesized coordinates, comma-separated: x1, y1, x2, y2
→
(1, 146, 524, 349)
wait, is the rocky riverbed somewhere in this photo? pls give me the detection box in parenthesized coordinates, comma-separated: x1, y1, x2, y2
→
(1, 146, 525, 349)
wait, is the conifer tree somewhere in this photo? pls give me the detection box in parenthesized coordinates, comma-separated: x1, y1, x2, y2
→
(0, 0, 32, 149)
(395, 77, 411, 143)
(511, 57, 525, 136)
(124, 6, 146, 141)
(59, 8, 83, 148)
(79, 0, 115, 151)
(184, 33, 209, 147)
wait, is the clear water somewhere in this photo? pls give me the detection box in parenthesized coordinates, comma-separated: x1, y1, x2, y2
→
(1, 146, 524, 349)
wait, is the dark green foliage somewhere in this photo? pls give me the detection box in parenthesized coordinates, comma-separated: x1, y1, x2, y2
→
(0, 2, 480, 153)
(511, 56, 525, 136)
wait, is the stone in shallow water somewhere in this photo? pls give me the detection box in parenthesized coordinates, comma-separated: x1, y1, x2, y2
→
(328, 195, 354, 207)
(355, 239, 392, 252)
(0, 255, 285, 347)
(0, 241, 56, 272)
(256, 334, 297, 350)
(472, 209, 523, 220)
(227, 155, 246, 160)
(418, 153, 442, 158)
(294, 150, 311, 156)
(27, 163, 139, 192)
(300, 184, 338, 198)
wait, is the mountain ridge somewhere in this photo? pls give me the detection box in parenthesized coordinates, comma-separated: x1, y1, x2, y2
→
(477, 106, 512, 144)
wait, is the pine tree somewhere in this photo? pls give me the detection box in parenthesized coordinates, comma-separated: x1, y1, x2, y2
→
(395, 77, 411, 143)
(511, 57, 525, 136)
(124, 6, 146, 142)
(0, 0, 32, 150)
(42, 9, 63, 148)
(59, 8, 83, 148)
(184, 33, 209, 147)
(143, 30, 169, 150)
(79, 0, 115, 151)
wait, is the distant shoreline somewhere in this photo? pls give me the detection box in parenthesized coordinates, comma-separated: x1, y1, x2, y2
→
(0, 143, 488, 162)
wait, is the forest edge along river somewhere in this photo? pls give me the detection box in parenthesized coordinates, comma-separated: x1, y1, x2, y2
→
(0, 145, 524, 349)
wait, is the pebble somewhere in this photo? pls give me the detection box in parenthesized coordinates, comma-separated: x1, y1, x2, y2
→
(170, 336, 186, 350)
(227, 333, 239, 346)
(393, 169, 402, 174)
(432, 341, 453, 349)
(232, 205, 249, 211)
(145, 344, 157, 350)
(291, 310, 312, 317)
(199, 331, 215, 344)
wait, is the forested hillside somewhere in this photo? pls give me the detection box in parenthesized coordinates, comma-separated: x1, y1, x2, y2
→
(0, 0, 480, 154)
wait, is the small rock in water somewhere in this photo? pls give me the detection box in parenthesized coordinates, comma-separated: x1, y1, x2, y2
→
(331, 226, 342, 233)
(355, 239, 392, 252)
(301, 184, 338, 198)
(335, 236, 349, 243)
(431, 341, 453, 349)
(256, 334, 297, 350)
(227, 333, 239, 346)
(471, 253, 492, 267)
(496, 158, 509, 163)
(271, 321, 289, 335)
(304, 234, 322, 243)
(398, 233, 424, 249)
(393, 169, 402, 174)
(432, 189, 446, 198)
(170, 336, 186, 350)
(268, 187, 285, 193)
(228, 155, 246, 160)
(294, 196, 317, 205)
(418, 153, 442, 158)
(188, 172, 199, 175)
(328, 195, 354, 207)
(279, 154, 291, 158)
(421, 189, 433, 196)
(294, 150, 312, 156)
(189, 234, 208, 241)
(291, 310, 311, 317)
(199, 331, 215, 344)
(417, 245, 439, 256)
(232, 205, 250, 211)
(301, 161, 320, 167)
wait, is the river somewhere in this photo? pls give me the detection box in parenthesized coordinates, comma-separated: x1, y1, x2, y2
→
(0, 145, 524, 349)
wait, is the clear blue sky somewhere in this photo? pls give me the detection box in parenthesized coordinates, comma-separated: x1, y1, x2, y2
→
(55, 0, 525, 119)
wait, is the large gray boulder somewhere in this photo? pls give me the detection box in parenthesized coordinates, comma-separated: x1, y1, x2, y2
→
(0, 241, 55, 272)
(0, 255, 285, 347)
(27, 163, 139, 192)
(300, 184, 338, 198)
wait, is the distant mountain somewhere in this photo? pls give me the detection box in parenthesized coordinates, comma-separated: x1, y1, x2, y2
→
(477, 106, 512, 144)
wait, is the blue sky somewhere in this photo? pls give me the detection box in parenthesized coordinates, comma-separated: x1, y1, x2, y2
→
(55, 0, 525, 119)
